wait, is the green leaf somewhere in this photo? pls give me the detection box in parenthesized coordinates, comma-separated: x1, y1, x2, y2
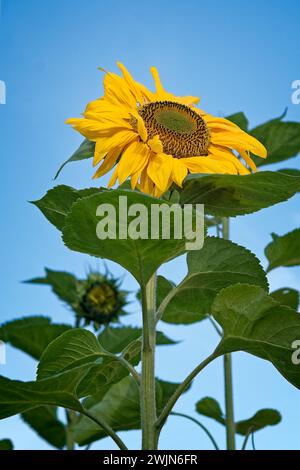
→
(180, 171, 300, 217)
(32, 185, 99, 230)
(0, 439, 14, 450)
(98, 326, 176, 353)
(160, 237, 268, 324)
(195, 398, 281, 435)
(250, 118, 300, 167)
(271, 288, 299, 310)
(235, 409, 281, 435)
(265, 228, 300, 271)
(62, 189, 195, 284)
(279, 168, 300, 178)
(25, 268, 79, 306)
(22, 406, 66, 449)
(0, 365, 92, 419)
(37, 328, 139, 399)
(37, 329, 106, 380)
(156, 276, 174, 307)
(212, 284, 300, 390)
(55, 139, 95, 179)
(195, 397, 225, 424)
(0, 317, 71, 360)
(73, 376, 183, 446)
(226, 112, 249, 131)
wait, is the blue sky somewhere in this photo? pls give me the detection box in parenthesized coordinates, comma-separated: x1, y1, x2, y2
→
(0, 0, 300, 450)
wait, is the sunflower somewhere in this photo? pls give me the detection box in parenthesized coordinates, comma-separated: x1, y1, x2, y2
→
(66, 63, 267, 197)
(76, 272, 127, 329)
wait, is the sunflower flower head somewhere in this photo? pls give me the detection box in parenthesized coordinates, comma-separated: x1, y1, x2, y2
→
(66, 63, 267, 197)
(75, 272, 127, 329)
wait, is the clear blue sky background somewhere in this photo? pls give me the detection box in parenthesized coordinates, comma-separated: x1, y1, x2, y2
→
(0, 0, 300, 450)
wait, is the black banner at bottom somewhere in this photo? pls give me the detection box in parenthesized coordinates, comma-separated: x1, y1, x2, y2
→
(0, 450, 298, 465)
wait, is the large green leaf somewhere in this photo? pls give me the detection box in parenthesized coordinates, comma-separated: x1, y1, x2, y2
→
(250, 118, 300, 167)
(32, 185, 99, 230)
(22, 406, 66, 449)
(37, 328, 140, 399)
(271, 288, 299, 310)
(265, 228, 300, 271)
(212, 284, 300, 390)
(195, 397, 281, 435)
(73, 376, 182, 446)
(38, 329, 107, 381)
(62, 189, 196, 284)
(159, 237, 268, 324)
(98, 326, 176, 353)
(0, 365, 92, 419)
(55, 139, 95, 179)
(226, 112, 249, 131)
(180, 171, 300, 217)
(0, 317, 71, 360)
(25, 269, 79, 306)
(0, 439, 14, 450)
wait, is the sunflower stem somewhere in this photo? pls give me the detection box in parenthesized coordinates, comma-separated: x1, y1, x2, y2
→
(65, 410, 76, 450)
(141, 273, 157, 450)
(221, 217, 236, 450)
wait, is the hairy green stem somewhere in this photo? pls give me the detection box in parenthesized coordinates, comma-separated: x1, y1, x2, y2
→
(171, 412, 219, 450)
(105, 352, 140, 386)
(223, 353, 235, 450)
(208, 315, 223, 337)
(141, 273, 157, 450)
(66, 410, 76, 450)
(221, 217, 236, 450)
(81, 408, 128, 450)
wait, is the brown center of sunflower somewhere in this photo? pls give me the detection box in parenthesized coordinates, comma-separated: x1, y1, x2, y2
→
(138, 101, 210, 158)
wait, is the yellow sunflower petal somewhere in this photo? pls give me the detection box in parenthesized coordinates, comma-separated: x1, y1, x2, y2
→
(150, 66, 166, 99)
(204, 115, 241, 129)
(208, 145, 251, 174)
(140, 168, 154, 194)
(102, 70, 136, 108)
(148, 135, 164, 153)
(181, 156, 237, 174)
(93, 140, 107, 167)
(93, 131, 138, 166)
(130, 171, 140, 189)
(149, 66, 199, 106)
(153, 186, 165, 198)
(176, 95, 200, 106)
(171, 158, 188, 187)
(211, 130, 267, 158)
(93, 147, 121, 179)
(237, 148, 257, 172)
(85, 99, 130, 118)
(130, 110, 148, 142)
(107, 165, 119, 188)
(84, 111, 131, 129)
(147, 153, 173, 192)
(117, 62, 145, 105)
(117, 141, 150, 185)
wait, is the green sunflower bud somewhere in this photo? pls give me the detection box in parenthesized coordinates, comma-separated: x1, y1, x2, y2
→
(75, 272, 127, 329)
